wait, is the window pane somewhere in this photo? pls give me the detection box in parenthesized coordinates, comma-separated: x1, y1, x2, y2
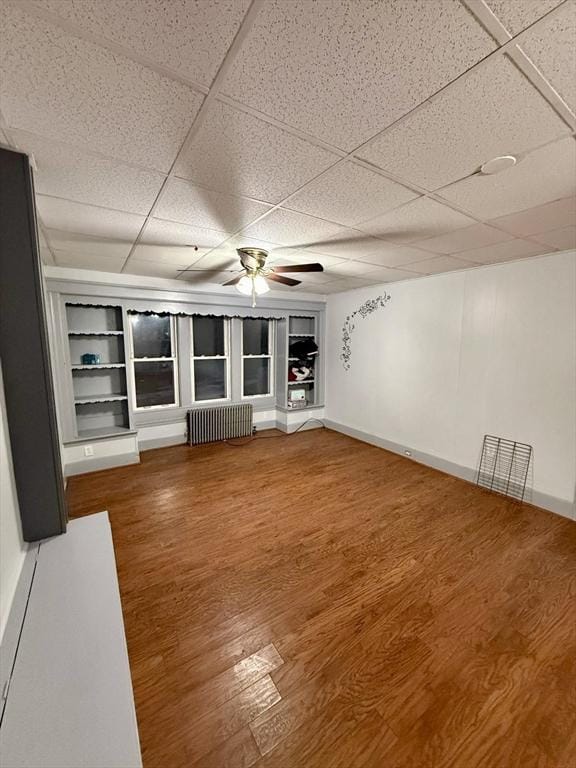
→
(193, 317, 225, 357)
(244, 358, 270, 396)
(243, 318, 269, 356)
(131, 314, 172, 358)
(194, 359, 227, 401)
(134, 361, 175, 407)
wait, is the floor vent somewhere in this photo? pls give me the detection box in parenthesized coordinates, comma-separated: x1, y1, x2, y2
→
(476, 434, 532, 501)
(188, 404, 253, 446)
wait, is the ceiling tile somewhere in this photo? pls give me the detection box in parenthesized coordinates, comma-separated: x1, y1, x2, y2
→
(179, 269, 240, 287)
(37, 196, 145, 239)
(240, 208, 344, 247)
(438, 137, 576, 219)
(320, 277, 380, 293)
(45, 229, 134, 259)
(267, 248, 347, 269)
(130, 243, 211, 267)
(155, 178, 271, 232)
(364, 267, 423, 282)
(53, 250, 125, 272)
(484, 0, 564, 35)
(174, 101, 338, 204)
(415, 223, 513, 255)
(221, 0, 495, 150)
(355, 244, 438, 267)
(407, 255, 478, 274)
(140, 218, 230, 249)
(358, 197, 476, 243)
(518, 2, 576, 111)
(29, 0, 251, 88)
(328, 261, 385, 277)
(299, 230, 391, 261)
(0, 4, 203, 172)
(124, 260, 189, 279)
(531, 225, 576, 250)
(13, 130, 165, 214)
(490, 196, 576, 236)
(358, 55, 568, 190)
(453, 238, 547, 264)
(285, 161, 419, 226)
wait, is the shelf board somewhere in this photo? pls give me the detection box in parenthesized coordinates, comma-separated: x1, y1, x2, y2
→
(71, 363, 126, 370)
(74, 394, 128, 405)
(289, 333, 315, 337)
(65, 426, 136, 443)
(68, 330, 124, 336)
(288, 380, 315, 385)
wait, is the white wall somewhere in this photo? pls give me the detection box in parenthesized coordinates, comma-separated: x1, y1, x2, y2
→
(325, 252, 576, 515)
(0, 362, 27, 641)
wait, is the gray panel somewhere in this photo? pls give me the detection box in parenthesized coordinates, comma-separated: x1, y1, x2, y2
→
(0, 512, 142, 768)
(0, 148, 67, 540)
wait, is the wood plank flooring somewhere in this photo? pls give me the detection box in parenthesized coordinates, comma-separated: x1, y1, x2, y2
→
(66, 428, 576, 768)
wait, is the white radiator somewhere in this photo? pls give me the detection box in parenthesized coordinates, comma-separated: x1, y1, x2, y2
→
(187, 403, 253, 445)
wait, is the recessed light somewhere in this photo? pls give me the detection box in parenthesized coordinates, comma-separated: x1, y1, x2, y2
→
(480, 155, 517, 175)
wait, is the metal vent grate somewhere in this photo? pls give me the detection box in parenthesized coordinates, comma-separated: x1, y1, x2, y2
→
(476, 434, 532, 502)
(188, 403, 253, 446)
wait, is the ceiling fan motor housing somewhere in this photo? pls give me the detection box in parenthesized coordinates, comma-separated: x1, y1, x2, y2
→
(237, 247, 269, 273)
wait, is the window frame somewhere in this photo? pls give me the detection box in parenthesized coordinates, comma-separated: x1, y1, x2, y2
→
(190, 316, 231, 404)
(241, 318, 275, 399)
(128, 313, 179, 411)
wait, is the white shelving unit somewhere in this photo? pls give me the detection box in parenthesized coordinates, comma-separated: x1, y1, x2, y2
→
(284, 316, 318, 409)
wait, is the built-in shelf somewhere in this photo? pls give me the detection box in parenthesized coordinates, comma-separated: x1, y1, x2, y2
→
(74, 394, 128, 405)
(289, 333, 315, 337)
(288, 379, 315, 385)
(68, 330, 124, 337)
(77, 426, 135, 440)
(71, 363, 126, 370)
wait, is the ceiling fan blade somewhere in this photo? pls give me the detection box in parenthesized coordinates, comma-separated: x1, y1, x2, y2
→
(222, 274, 244, 286)
(177, 268, 237, 273)
(267, 273, 301, 287)
(271, 263, 324, 273)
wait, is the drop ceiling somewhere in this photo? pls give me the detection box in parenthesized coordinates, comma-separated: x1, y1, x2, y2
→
(0, 0, 575, 295)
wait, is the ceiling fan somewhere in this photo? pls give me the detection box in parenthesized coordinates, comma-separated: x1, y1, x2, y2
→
(179, 247, 324, 306)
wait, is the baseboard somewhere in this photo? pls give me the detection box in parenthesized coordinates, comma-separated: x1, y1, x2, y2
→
(65, 452, 140, 476)
(325, 419, 575, 522)
(139, 435, 187, 451)
(0, 543, 39, 722)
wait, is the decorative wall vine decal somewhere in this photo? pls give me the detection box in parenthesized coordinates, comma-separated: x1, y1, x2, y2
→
(341, 293, 391, 370)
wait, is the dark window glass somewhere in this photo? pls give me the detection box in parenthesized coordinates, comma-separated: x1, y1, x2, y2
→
(243, 318, 269, 356)
(194, 359, 227, 401)
(131, 314, 172, 358)
(243, 358, 270, 396)
(134, 361, 175, 407)
(193, 317, 225, 357)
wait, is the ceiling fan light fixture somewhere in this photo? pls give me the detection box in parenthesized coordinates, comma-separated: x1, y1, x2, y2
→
(236, 274, 270, 296)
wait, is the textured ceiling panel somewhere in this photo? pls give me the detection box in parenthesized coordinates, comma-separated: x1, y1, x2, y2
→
(406, 254, 479, 274)
(453, 237, 547, 264)
(532, 225, 576, 250)
(358, 197, 476, 243)
(222, 0, 495, 149)
(490, 196, 576, 236)
(174, 101, 338, 204)
(358, 54, 568, 190)
(241, 208, 344, 247)
(46, 229, 134, 259)
(53, 251, 125, 272)
(37, 196, 145, 239)
(415, 222, 513, 255)
(438, 137, 576, 219)
(285, 162, 419, 226)
(155, 178, 271, 232)
(130, 244, 211, 267)
(140, 218, 230, 249)
(364, 266, 425, 282)
(518, 2, 576, 111)
(12, 130, 165, 215)
(28, 0, 251, 87)
(124, 260, 190, 278)
(0, 4, 203, 172)
(300, 230, 395, 261)
(355, 244, 444, 268)
(485, 0, 565, 34)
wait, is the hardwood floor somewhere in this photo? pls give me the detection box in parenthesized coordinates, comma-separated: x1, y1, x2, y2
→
(66, 428, 576, 768)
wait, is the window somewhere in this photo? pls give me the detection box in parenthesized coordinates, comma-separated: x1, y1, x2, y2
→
(242, 318, 273, 397)
(129, 313, 178, 409)
(191, 316, 229, 401)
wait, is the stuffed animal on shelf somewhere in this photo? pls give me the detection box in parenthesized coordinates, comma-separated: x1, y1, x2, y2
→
(288, 362, 312, 381)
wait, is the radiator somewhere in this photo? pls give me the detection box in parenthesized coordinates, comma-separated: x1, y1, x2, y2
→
(188, 403, 253, 445)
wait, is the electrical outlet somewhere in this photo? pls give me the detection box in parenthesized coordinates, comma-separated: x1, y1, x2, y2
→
(404, 450, 412, 457)
(84, 445, 94, 457)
